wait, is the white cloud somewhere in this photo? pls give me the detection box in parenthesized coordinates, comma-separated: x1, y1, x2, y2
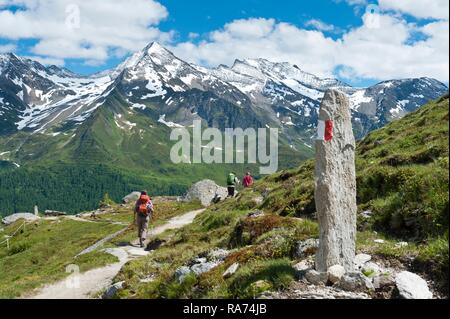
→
(378, 0, 449, 20)
(170, 18, 339, 78)
(305, 19, 336, 32)
(0, 43, 16, 53)
(0, 0, 171, 64)
(337, 13, 449, 82)
(23, 55, 64, 66)
(171, 14, 449, 83)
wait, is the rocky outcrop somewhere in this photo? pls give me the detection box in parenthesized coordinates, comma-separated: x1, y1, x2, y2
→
(2, 213, 40, 225)
(305, 270, 328, 285)
(183, 180, 228, 207)
(328, 265, 346, 284)
(315, 90, 357, 272)
(336, 272, 374, 292)
(122, 192, 141, 204)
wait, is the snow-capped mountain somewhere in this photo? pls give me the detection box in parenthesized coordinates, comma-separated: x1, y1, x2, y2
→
(0, 53, 114, 135)
(0, 42, 448, 142)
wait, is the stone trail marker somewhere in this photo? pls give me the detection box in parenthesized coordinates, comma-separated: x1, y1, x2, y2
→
(315, 90, 357, 272)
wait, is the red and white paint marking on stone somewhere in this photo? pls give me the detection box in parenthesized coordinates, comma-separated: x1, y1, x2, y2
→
(316, 120, 333, 141)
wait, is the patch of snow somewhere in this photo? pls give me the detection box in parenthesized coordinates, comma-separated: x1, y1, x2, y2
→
(158, 114, 184, 128)
(349, 90, 373, 110)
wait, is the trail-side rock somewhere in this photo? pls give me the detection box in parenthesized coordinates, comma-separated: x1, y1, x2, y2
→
(305, 270, 328, 285)
(2, 213, 40, 225)
(373, 273, 395, 290)
(103, 281, 125, 299)
(183, 180, 228, 207)
(295, 239, 319, 258)
(267, 284, 370, 299)
(315, 90, 357, 272)
(223, 263, 240, 278)
(328, 265, 346, 284)
(293, 260, 313, 276)
(354, 254, 372, 270)
(395, 271, 433, 299)
(122, 192, 141, 204)
(337, 272, 374, 292)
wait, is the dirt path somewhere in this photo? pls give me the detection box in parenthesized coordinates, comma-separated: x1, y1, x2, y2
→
(25, 209, 206, 299)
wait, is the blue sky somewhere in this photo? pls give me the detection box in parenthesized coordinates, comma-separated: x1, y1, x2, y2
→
(0, 0, 448, 87)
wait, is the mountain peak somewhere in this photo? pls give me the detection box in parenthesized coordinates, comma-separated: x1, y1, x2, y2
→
(145, 42, 172, 56)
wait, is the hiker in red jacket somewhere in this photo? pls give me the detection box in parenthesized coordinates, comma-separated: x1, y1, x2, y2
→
(134, 191, 154, 248)
(243, 172, 254, 188)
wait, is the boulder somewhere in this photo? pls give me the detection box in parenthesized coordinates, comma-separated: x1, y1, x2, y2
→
(373, 273, 395, 290)
(183, 180, 228, 207)
(293, 260, 312, 275)
(354, 254, 372, 270)
(2, 213, 40, 225)
(122, 192, 141, 204)
(103, 281, 125, 299)
(295, 239, 319, 258)
(315, 90, 357, 272)
(328, 265, 346, 284)
(223, 263, 240, 278)
(395, 271, 433, 299)
(305, 269, 328, 285)
(337, 272, 374, 292)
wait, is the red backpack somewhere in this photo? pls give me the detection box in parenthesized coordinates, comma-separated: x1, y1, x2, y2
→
(137, 195, 150, 215)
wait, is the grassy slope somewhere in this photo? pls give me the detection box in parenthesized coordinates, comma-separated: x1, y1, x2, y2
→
(114, 96, 449, 298)
(0, 197, 203, 298)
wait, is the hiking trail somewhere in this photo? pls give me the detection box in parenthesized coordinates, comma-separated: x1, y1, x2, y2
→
(24, 209, 206, 299)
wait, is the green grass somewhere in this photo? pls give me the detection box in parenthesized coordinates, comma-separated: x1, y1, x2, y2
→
(113, 204, 318, 299)
(0, 218, 123, 298)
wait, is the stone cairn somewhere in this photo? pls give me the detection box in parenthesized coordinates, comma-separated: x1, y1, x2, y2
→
(314, 90, 357, 272)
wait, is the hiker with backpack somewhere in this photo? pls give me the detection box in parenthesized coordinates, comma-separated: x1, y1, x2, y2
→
(134, 191, 154, 248)
(227, 172, 240, 198)
(243, 172, 254, 188)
